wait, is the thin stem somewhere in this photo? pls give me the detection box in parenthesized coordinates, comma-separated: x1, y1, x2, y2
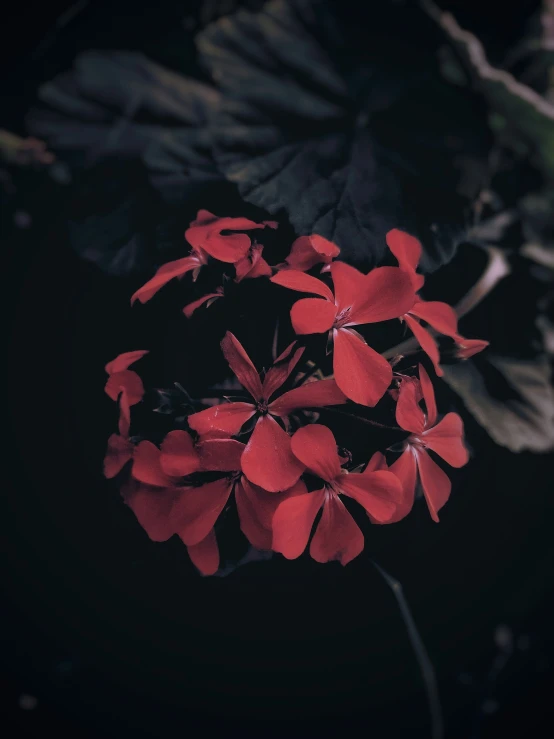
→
(319, 406, 403, 431)
(293, 362, 324, 387)
(373, 560, 444, 739)
(31, 0, 90, 60)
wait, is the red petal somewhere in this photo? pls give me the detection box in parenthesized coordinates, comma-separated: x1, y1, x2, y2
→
(105, 350, 149, 375)
(385, 229, 425, 291)
(290, 297, 337, 335)
(186, 213, 267, 263)
(121, 478, 177, 541)
(285, 235, 340, 271)
(346, 267, 416, 325)
(272, 487, 326, 559)
(422, 413, 469, 467)
(271, 269, 335, 302)
(363, 451, 388, 473)
(183, 290, 223, 318)
(455, 338, 489, 360)
(160, 430, 200, 477)
(241, 415, 305, 492)
(309, 494, 364, 565)
(418, 363, 437, 426)
(329, 261, 372, 314)
(132, 441, 173, 487)
(387, 448, 417, 522)
(403, 314, 442, 376)
(177, 478, 233, 546)
(270, 378, 347, 416)
(410, 300, 459, 338)
(235, 244, 272, 281)
(415, 449, 451, 522)
(262, 342, 305, 401)
(188, 209, 217, 228)
(235, 478, 274, 550)
(289, 424, 342, 482)
(104, 370, 145, 405)
(103, 434, 133, 478)
(241, 477, 307, 537)
(332, 328, 392, 406)
(339, 470, 403, 523)
(196, 438, 245, 472)
(185, 529, 220, 576)
(202, 232, 252, 263)
(188, 402, 256, 437)
(395, 377, 425, 434)
(130, 257, 199, 305)
(221, 332, 263, 400)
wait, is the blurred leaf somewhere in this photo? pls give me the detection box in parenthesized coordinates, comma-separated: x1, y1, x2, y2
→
(26, 51, 222, 200)
(443, 354, 554, 453)
(25, 51, 225, 274)
(197, 0, 490, 271)
(422, 0, 554, 179)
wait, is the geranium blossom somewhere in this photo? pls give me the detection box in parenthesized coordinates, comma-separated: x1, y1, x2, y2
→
(281, 234, 340, 272)
(188, 332, 347, 491)
(131, 210, 276, 305)
(386, 229, 488, 375)
(389, 364, 469, 522)
(271, 262, 415, 406)
(272, 425, 404, 564)
(116, 433, 217, 573)
(115, 432, 302, 575)
(234, 243, 272, 281)
(173, 436, 305, 574)
(104, 350, 149, 435)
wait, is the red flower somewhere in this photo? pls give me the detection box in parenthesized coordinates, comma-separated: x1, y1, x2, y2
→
(104, 428, 200, 480)
(114, 431, 211, 573)
(385, 229, 425, 291)
(188, 332, 347, 492)
(272, 425, 404, 564)
(271, 262, 415, 406)
(117, 431, 200, 540)
(176, 437, 305, 573)
(131, 210, 276, 305)
(120, 433, 302, 575)
(390, 364, 469, 522)
(104, 350, 149, 435)
(234, 243, 272, 281)
(281, 234, 340, 272)
(386, 228, 488, 375)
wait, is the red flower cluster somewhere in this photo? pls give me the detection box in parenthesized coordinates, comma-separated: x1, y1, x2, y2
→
(104, 210, 487, 574)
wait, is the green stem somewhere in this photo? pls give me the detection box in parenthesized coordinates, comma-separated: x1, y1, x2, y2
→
(373, 560, 444, 739)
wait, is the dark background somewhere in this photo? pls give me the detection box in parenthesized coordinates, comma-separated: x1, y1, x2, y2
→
(2, 2, 553, 737)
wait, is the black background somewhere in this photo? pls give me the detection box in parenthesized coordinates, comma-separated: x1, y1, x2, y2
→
(2, 2, 553, 737)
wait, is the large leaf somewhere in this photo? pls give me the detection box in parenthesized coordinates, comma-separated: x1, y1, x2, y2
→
(443, 354, 554, 453)
(26, 51, 225, 274)
(26, 51, 222, 200)
(197, 0, 491, 270)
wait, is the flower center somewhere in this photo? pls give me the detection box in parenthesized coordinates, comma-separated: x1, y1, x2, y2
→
(408, 435, 426, 450)
(256, 399, 269, 414)
(333, 307, 351, 329)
